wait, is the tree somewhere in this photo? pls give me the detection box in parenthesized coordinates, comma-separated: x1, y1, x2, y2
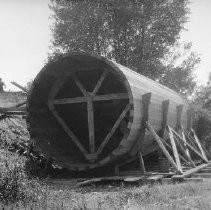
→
(49, 0, 199, 95)
(159, 42, 200, 96)
(193, 74, 211, 110)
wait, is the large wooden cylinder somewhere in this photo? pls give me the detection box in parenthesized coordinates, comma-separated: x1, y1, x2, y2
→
(27, 53, 189, 171)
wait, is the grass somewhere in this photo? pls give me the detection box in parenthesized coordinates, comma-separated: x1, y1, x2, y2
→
(0, 150, 211, 210)
(0, 117, 211, 209)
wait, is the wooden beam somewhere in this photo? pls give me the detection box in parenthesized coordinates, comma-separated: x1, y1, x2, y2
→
(87, 97, 95, 153)
(11, 81, 28, 93)
(167, 126, 183, 173)
(172, 163, 209, 179)
(175, 105, 183, 132)
(49, 106, 89, 158)
(130, 93, 151, 155)
(93, 93, 128, 101)
(191, 129, 208, 162)
(96, 104, 130, 155)
(0, 111, 26, 115)
(146, 122, 182, 174)
(159, 100, 169, 138)
(141, 93, 151, 128)
(92, 70, 108, 96)
(72, 74, 87, 96)
(138, 152, 146, 174)
(54, 97, 86, 105)
(171, 127, 208, 162)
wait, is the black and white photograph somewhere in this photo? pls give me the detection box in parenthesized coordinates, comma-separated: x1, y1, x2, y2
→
(0, 0, 211, 209)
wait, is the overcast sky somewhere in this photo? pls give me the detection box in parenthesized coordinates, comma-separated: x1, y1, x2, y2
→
(0, 0, 211, 91)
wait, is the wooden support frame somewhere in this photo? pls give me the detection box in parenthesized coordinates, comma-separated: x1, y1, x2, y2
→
(48, 70, 130, 161)
(173, 132, 196, 167)
(141, 93, 151, 129)
(170, 127, 208, 163)
(159, 136, 192, 165)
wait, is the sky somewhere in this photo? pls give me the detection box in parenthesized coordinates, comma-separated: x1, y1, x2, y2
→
(0, 0, 211, 91)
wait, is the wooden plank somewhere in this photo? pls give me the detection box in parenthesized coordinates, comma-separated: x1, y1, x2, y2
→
(0, 111, 26, 115)
(172, 163, 209, 179)
(11, 81, 28, 93)
(141, 93, 151, 128)
(191, 129, 208, 162)
(192, 173, 211, 178)
(92, 70, 108, 96)
(146, 122, 182, 174)
(175, 105, 183, 131)
(87, 97, 95, 153)
(171, 128, 208, 162)
(54, 97, 86, 105)
(72, 74, 87, 96)
(93, 93, 128, 101)
(138, 152, 146, 174)
(96, 104, 130, 155)
(167, 126, 183, 173)
(159, 100, 169, 138)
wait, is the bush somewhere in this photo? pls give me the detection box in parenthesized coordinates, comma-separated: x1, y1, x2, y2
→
(0, 150, 48, 206)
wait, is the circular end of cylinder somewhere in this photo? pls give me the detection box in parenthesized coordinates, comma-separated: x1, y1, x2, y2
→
(27, 53, 134, 171)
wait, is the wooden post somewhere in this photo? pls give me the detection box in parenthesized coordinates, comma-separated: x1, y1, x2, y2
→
(159, 100, 169, 138)
(167, 126, 183, 173)
(191, 129, 208, 162)
(175, 105, 183, 132)
(141, 93, 151, 129)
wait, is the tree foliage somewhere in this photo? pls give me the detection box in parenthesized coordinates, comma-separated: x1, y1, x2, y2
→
(193, 73, 211, 110)
(49, 0, 199, 95)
